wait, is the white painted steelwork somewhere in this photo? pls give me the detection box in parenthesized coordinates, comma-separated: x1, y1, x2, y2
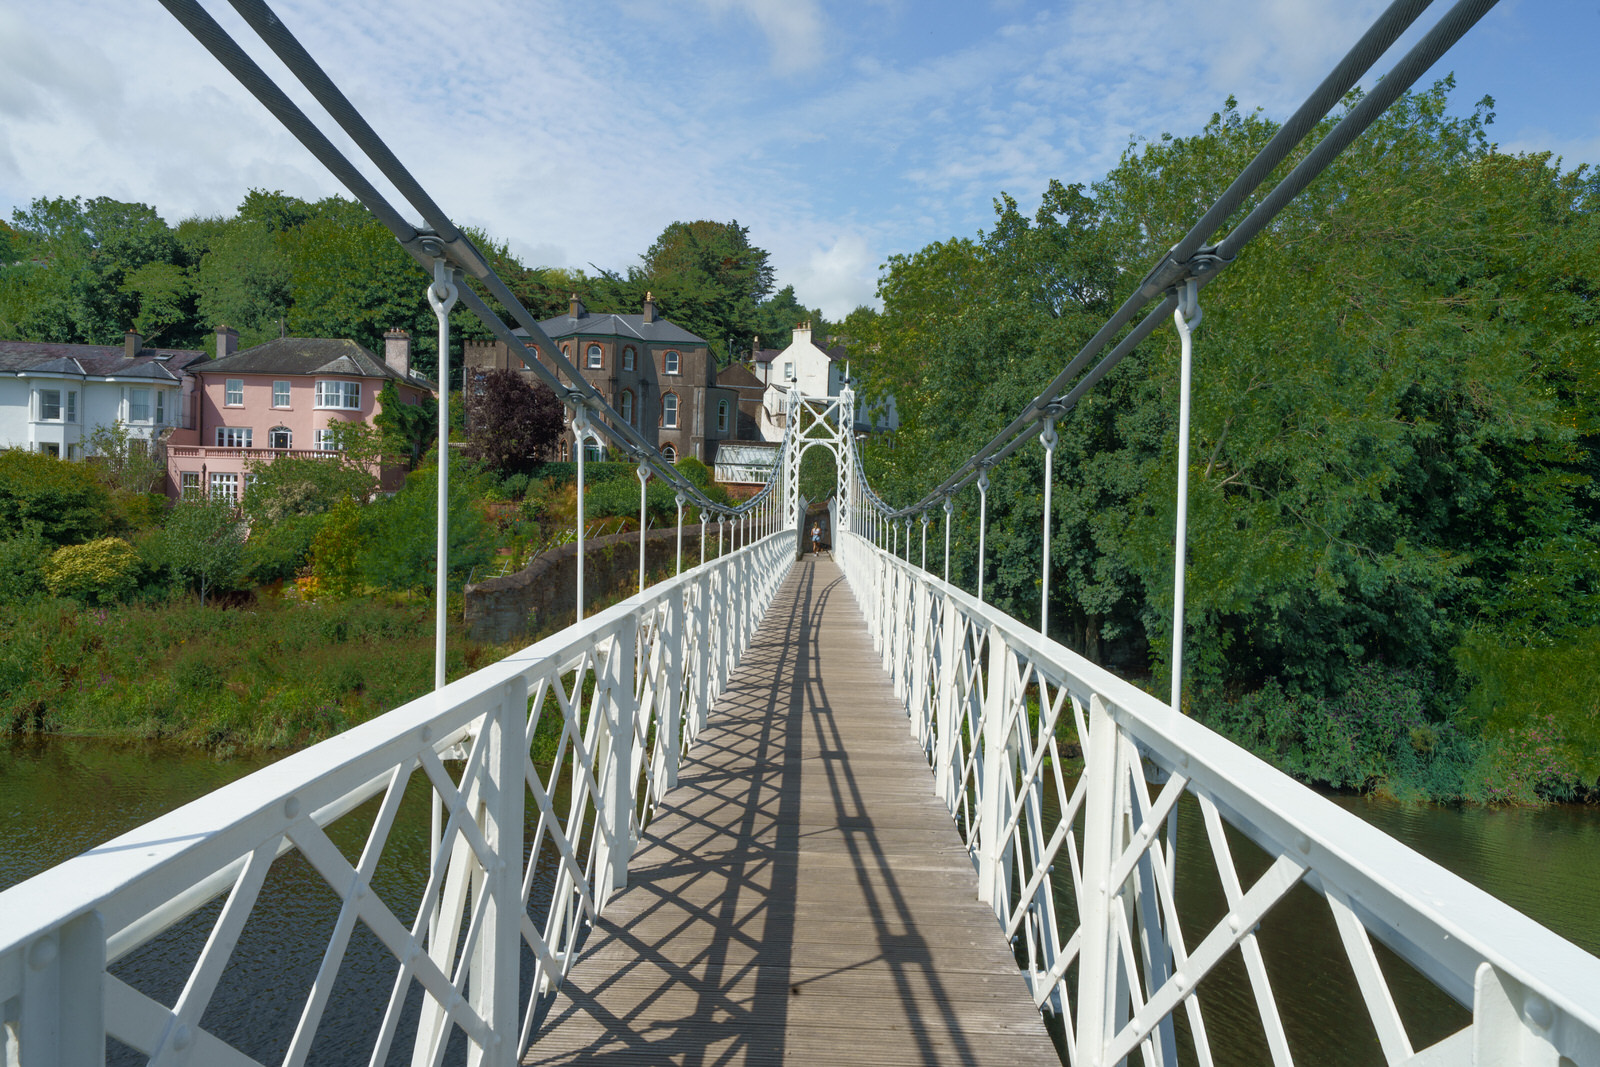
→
(0, 530, 795, 1067)
(836, 527, 1600, 1067)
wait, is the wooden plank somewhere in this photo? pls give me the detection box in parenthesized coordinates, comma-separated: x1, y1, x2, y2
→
(525, 559, 1057, 1065)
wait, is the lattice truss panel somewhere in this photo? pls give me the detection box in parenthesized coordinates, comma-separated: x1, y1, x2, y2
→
(0, 533, 795, 1067)
(838, 534, 1600, 1067)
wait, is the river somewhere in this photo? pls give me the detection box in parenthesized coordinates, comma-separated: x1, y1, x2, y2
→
(2, 737, 1596, 1064)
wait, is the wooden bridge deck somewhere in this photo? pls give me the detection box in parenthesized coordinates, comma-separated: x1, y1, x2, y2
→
(526, 558, 1057, 1065)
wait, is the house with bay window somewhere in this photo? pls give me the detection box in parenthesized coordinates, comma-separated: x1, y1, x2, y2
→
(0, 331, 206, 458)
(164, 326, 435, 501)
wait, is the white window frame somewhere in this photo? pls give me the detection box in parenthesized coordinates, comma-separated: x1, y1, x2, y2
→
(180, 472, 200, 499)
(129, 388, 151, 423)
(154, 391, 164, 425)
(225, 379, 244, 406)
(215, 427, 253, 448)
(620, 390, 634, 425)
(37, 389, 61, 421)
(314, 428, 345, 451)
(268, 426, 292, 450)
(783, 361, 794, 381)
(665, 350, 680, 375)
(622, 347, 635, 371)
(662, 392, 679, 429)
(315, 380, 361, 410)
(717, 399, 729, 432)
(209, 472, 239, 501)
(587, 344, 603, 370)
(273, 380, 292, 408)
(662, 444, 677, 463)
(66, 391, 77, 423)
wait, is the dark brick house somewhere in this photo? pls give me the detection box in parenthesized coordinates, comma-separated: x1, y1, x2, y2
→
(464, 294, 738, 465)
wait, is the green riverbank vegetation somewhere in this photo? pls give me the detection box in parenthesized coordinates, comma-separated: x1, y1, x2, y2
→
(848, 82, 1600, 806)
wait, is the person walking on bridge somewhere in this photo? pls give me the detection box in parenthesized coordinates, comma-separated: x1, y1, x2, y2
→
(810, 522, 822, 558)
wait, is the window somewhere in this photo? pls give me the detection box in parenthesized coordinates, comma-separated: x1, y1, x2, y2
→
(216, 427, 253, 448)
(129, 389, 151, 422)
(38, 389, 61, 421)
(587, 344, 603, 370)
(619, 390, 634, 425)
(225, 379, 244, 406)
(39, 443, 59, 458)
(662, 444, 676, 463)
(209, 472, 239, 501)
(558, 439, 569, 461)
(664, 350, 680, 375)
(66, 444, 82, 461)
(717, 399, 729, 432)
(315, 380, 361, 409)
(662, 393, 679, 428)
(622, 347, 635, 371)
(66, 392, 76, 423)
(783, 361, 794, 381)
(314, 428, 345, 451)
(269, 426, 292, 450)
(181, 472, 200, 499)
(154, 391, 164, 425)
(584, 441, 604, 463)
(273, 380, 291, 407)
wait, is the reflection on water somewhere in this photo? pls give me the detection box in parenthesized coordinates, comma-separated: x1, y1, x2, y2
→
(2, 738, 1597, 1064)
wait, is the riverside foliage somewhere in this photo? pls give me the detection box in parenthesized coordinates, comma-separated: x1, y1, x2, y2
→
(847, 82, 1600, 802)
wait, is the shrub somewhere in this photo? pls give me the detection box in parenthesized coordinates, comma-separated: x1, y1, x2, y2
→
(44, 537, 141, 603)
(0, 448, 112, 545)
(0, 523, 51, 604)
(528, 461, 634, 488)
(308, 498, 364, 599)
(242, 512, 327, 585)
(586, 474, 678, 525)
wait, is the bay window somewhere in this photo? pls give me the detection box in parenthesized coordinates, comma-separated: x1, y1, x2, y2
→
(315, 380, 361, 409)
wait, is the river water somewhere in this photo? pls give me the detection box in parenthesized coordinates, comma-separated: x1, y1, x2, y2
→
(2, 737, 1596, 1064)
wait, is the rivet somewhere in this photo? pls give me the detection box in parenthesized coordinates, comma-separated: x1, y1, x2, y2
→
(1173, 973, 1187, 992)
(283, 796, 301, 820)
(28, 935, 57, 971)
(1228, 915, 1241, 934)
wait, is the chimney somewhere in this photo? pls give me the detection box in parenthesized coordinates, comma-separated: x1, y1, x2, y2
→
(569, 293, 585, 320)
(215, 325, 238, 359)
(124, 329, 142, 359)
(384, 327, 411, 379)
(792, 320, 812, 349)
(642, 291, 656, 325)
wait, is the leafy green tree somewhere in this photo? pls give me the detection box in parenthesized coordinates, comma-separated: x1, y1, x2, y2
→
(374, 379, 439, 469)
(0, 522, 52, 604)
(359, 458, 491, 593)
(156, 494, 246, 604)
(84, 421, 164, 494)
(464, 369, 563, 476)
(308, 496, 364, 598)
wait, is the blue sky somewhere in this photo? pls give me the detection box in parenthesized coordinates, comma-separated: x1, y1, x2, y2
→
(2, 0, 1595, 319)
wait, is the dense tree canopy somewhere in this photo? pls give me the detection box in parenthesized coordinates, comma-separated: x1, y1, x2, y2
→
(851, 82, 1600, 790)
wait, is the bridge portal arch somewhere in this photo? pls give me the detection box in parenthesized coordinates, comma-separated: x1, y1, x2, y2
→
(779, 385, 856, 534)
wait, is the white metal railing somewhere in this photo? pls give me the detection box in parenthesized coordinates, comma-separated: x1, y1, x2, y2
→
(837, 530, 1600, 1067)
(0, 529, 795, 1067)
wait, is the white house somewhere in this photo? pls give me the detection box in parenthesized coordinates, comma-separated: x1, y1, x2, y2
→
(0, 332, 208, 459)
(749, 323, 897, 443)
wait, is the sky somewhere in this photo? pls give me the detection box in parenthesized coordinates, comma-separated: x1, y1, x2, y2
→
(1, 0, 1596, 320)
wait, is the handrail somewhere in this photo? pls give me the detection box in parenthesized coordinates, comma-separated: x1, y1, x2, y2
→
(837, 530, 1600, 1066)
(0, 529, 796, 1066)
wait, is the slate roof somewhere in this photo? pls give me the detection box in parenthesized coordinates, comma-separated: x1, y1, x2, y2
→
(203, 337, 436, 390)
(717, 363, 765, 392)
(0, 340, 207, 381)
(531, 311, 707, 346)
(751, 342, 846, 364)
(751, 347, 782, 365)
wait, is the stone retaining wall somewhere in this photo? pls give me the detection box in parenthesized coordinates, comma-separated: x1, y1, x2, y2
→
(464, 527, 709, 644)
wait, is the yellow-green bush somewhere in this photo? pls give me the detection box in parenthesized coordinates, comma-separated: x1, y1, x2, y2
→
(44, 537, 140, 603)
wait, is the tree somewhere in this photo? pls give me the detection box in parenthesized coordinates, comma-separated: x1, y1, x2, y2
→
(465, 369, 564, 476)
(0, 449, 111, 545)
(359, 457, 491, 593)
(157, 494, 246, 604)
(84, 421, 164, 494)
(374, 379, 438, 469)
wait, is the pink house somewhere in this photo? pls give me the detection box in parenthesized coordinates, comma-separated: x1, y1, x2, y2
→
(165, 326, 436, 501)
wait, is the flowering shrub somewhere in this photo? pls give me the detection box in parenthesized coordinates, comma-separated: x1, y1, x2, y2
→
(43, 537, 140, 603)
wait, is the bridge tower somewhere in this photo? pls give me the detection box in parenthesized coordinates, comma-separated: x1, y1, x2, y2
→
(780, 382, 855, 533)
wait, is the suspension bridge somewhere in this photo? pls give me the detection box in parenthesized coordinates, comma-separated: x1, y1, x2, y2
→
(4, 0, 1600, 1063)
